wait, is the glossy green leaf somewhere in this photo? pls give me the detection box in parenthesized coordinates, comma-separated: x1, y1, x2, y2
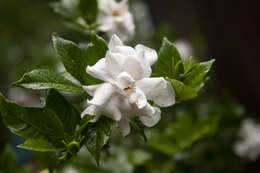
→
(154, 37, 182, 78)
(83, 33, 108, 66)
(52, 34, 103, 85)
(45, 89, 81, 139)
(12, 69, 83, 93)
(18, 135, 64, 152)
(0, 93, 65, 151)
(172, 60, 184, 79)
(167, 78, 197, 102)
(79, 0, 98, 24)
(129, 118, 147, 142)
(84, 117, 115, 165)
(183, 56, 193, 74)
(183, 59, 215, 91)
(78, 114, 95, 136)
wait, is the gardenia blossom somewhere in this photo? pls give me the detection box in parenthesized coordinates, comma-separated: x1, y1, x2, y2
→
(97, 0, 135, 42)
(82, 35, 175, 136)
(234, 119, 260, 161)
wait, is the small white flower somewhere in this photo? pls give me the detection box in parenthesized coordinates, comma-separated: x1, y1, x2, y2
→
(82, 35, 175, 136)
(97, 0, 135, 42)
(63, 166, 78, 173)
(234, 119, 260, 161)
(174, 39, 193, 61)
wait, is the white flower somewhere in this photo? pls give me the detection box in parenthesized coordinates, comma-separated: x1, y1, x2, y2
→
(234, 119, 260, 161)
(97, 0, 135, 42)
(63, 166, 78, 173)
(174, 39, 193, 61)
(82, 35, 175, 136)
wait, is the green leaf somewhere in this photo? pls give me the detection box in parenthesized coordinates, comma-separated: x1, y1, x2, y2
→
(83, 117, 115, 165)
(129, 118, 147, 142)
(18, 135, 64, 152)
(79, 0, 98, 24)
(52, 34, 102, 85)
(172, 60, 184, 79)
(0, 93, 65, 151)
(167, 78, 197, 102)
(83, 33, 109, 66)
(12, 69, 83, 93)
(183, 56, 193, 74)
(45, 89, 80, 139)
(0, 145, 19, 173)
(183, 59, 215, 91)
(77, 114, 95, 136)
(154, 37, 182, 78)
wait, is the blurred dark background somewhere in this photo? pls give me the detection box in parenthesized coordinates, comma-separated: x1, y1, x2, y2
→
(145, 0, 260, 116)
(0, 0, 259, 172)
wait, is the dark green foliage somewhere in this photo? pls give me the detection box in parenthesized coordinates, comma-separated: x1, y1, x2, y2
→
(12, 69, 84, 93)
(83, 117, 116, 165)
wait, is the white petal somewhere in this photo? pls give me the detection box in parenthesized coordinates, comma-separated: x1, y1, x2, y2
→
(103, 95, 122, 121)
(135, 44, 158, 66)
(105, 51, 125, 78)
(139, 106, 161, 127)
(121, 55, 151, 80)
(118, 116, 130, 137)
(113, 13, 135, 42)
(136, 77, 175, 107)
(88, 83, 114, 106)
(128, 88, 147, 109)
(114, 45, 136, 56)
(86, 58, 112, 82)
(117, 0, 129, 14)
(115, 71, 135, 89)
(97, 15, 114, 31)
(81, 105, 101, 122)
(98, 0, 116, 14)
(83, 84, 103, 97)
(105, 50, 146, 80)
(108, 35, 123, 51)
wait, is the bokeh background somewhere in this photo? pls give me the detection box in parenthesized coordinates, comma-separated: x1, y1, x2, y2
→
(0, 0, 259, 172)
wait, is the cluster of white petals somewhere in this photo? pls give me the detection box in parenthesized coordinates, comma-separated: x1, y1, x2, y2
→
(234, 119, 260, 161)
(97, 0, 135, 42)
(82, 35, 175, 136)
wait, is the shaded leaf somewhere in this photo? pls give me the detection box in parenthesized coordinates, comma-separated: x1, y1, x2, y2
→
(129, 118, 147, 142)
(78, 114, 95, 135)
(83, 33, 108, 66)
(154, 37, 182, 78)
(167, 78, 197, 102)
(79, 0, 98, 24)
(172, 60, 184, 79)
(84, 117, 115, 165)
(18, 135, 64, 152)
(0, 93, 65, 151)
(183, 56, 193, 74)
(12, 69, 83, 93)
(183, 59, 215, 91)
(52, 34, 103, 85)
(45, 89, 81, 139)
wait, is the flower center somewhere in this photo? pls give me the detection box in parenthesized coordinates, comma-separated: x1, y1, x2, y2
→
(112, 10, 121, 16)
(124, 87, 134, 96)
